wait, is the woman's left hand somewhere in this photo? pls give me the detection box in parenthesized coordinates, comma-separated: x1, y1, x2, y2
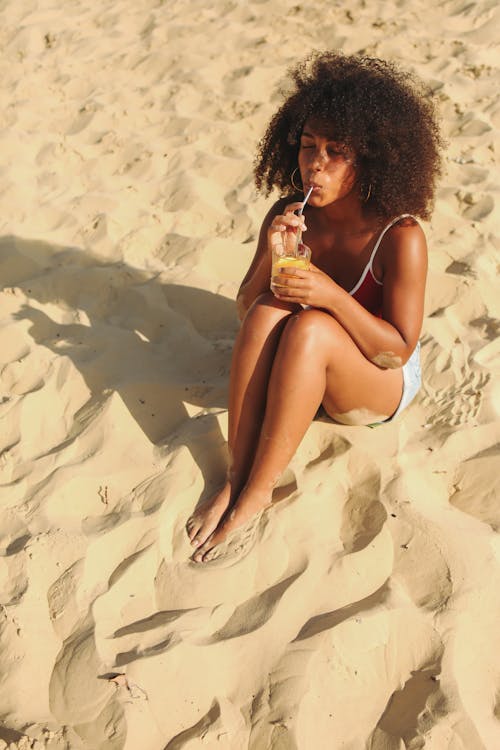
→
(271, 263, 338, 308)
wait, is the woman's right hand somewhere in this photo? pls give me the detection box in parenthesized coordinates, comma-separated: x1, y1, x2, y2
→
(267, 202, 307, 256)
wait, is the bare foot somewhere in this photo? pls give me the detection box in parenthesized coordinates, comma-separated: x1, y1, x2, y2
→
(192, 488, 271, 563)
(186, 481, 233, 549)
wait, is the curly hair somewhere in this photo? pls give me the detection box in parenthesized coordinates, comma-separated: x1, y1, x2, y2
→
(254, 52, 443, 220)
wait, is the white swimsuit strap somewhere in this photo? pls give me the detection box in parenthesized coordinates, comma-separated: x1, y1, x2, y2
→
(349, 214, 418, 295)
(367, 213, 415, 270)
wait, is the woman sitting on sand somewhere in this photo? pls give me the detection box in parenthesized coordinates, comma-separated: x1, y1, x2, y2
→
(186, 52, 443, 562)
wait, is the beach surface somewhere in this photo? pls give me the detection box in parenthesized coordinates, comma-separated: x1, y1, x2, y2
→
(0, 0, 499, 748)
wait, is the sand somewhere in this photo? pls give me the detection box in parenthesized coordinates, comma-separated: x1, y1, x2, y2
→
(0, 0, 499, 748)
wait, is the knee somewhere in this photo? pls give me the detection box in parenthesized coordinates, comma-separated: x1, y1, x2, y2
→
(244, 292, 297, 327)
(282, 308, 342, 351)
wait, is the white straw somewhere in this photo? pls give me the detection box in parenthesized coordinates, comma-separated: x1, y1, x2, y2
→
(293, 185, 313, 252)
(298, 186, 313, 215)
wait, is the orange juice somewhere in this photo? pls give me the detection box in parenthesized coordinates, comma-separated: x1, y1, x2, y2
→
(273, 256, 310, 272)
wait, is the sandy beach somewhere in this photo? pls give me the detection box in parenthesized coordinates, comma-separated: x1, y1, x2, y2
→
(0, 0, 499, 748)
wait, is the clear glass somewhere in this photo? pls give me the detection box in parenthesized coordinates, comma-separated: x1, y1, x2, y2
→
(271, 228, 311, 278)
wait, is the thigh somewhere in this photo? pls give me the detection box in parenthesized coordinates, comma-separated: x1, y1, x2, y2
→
(245, 291, 300, 323)
(293, 309, 404, 425)
(237, 292, 300, 351)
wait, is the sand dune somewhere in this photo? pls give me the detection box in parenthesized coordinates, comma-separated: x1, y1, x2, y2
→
(0, 0, 499, 748)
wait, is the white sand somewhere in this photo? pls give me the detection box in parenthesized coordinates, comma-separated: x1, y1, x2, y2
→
(0, 0, 499, 748)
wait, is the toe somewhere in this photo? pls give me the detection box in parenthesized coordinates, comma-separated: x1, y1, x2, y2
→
(190, 518, 218, 548)
(191, 535, 214, 562)
(190, 528, 207, 547)
(186, 518, 202, 542)
(202, 546, 220, 562)
(192, 548, 207, 563)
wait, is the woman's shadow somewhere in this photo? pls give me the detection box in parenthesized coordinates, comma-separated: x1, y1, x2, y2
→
(2, 234, 240, 500)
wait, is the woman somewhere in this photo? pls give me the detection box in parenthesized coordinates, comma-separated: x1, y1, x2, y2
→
(186, 52, 443, 562)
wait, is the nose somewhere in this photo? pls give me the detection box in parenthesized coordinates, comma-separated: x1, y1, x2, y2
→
(311, 147, 327, 170)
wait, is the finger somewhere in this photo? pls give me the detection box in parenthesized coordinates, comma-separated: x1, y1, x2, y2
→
(271, 279, 305, 292)
(271, 279, 302, 293)
(268, 222, 306, 237)
(272, 272, 300, 283)
(269, 214, 306, 232)
(271, 280, 309, 299)
(272, 268, 310, 283)
(269, 221, 286, 232)
(270, 236, 286, 250)
(283, 201, 306, 214)
(271, 281, 309, 297)
(276, 266, 309, 277)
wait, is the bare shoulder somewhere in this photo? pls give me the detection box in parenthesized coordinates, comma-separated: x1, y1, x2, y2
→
(379, 216, 428, 275)
(384, 216, 426, 247)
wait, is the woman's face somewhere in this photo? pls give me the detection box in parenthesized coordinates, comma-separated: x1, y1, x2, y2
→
(297, 120, 358, 207)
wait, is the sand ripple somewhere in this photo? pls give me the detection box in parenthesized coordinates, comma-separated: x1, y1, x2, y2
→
(0, 0, 499, 748)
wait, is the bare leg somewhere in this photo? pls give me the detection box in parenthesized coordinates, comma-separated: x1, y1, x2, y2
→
(186, 293, 298, 547)
(193, 309, 403, 561)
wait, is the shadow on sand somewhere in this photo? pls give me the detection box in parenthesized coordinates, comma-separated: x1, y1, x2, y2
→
(1, 234, 240, 500)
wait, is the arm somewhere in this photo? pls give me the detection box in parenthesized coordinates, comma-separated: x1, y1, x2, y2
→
(272, 221, 427, 366)
(236, 198, 305, 320)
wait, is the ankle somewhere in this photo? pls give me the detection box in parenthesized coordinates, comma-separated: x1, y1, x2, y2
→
(239, 482, 273, 507)
(227, 467, 246, 497)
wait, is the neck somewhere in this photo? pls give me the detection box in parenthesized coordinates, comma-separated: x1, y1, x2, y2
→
(314, 191, 377, 232)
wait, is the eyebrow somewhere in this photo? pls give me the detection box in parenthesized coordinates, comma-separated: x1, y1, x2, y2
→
(301, 131, 346, 147)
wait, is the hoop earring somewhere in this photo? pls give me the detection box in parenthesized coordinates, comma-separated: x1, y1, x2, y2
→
(291, 167, 302, 192)
(363, 183, 372, 202)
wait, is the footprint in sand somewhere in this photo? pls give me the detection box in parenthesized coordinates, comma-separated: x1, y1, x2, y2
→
(495, 691, 500, 721)
(391, 519, 453, 612)
(47, 559, 84, 639)
(50, 626, 115, 726)
(206, 570, 304, 642)
(108, 601, 236, 668)
(371, 661, 444, 749)
(470, 315, 500, 342)
(0, 510, 30, 606)
(65, 103, 98, 136)
(461, 194, 494, 222)
(449, 445, 499, 532)
(294, 581, 392, 642)
(164, 700, 222, 749)
(450, 114, 491, 138)
(421, 369, 490, 428)
(339, 467, 386, 554)
(444, 258, 474, 276)
(460, 164, 489, 185)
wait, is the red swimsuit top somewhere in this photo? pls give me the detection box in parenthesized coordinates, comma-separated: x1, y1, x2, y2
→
(349, 214, 415, 317)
